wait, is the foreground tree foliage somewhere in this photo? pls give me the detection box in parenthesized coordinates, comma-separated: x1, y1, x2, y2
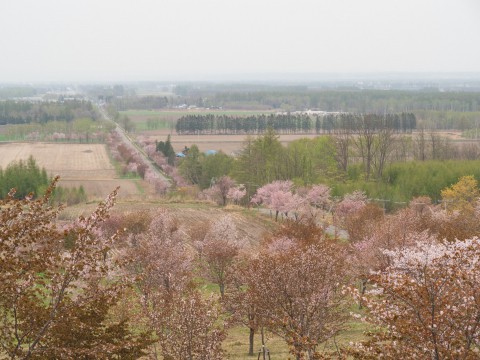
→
(122, 209, 227, 359)
(345, 178, 480, 358)
(148, 289, 226, 360)
(5, 170, 480, 359)
(350, 236, 480, 359)
(199, 215, 243, 298)
(0, 178, 151, 359)
(235, 220, 348, 360)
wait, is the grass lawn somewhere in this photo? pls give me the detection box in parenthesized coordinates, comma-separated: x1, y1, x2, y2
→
(224, 320, 368, 359)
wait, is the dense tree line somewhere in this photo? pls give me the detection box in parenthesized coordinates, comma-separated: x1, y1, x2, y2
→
(106, 87, 479, 117)
(175, 112, 416, 135)
(176, 113, 313, 134)
(318, 112, 416, 133)
(2, 118, 114, 142)
(103, 88, 479, 131)
(0, 100, 98, 125)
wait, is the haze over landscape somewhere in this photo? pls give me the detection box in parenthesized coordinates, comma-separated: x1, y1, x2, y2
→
(1, 0, 479, 82)
(2, 1, 480, 359)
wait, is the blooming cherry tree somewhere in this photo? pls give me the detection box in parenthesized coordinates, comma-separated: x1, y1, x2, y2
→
(243, 239, 348, 360)
(227, 184, 247, 205)
(252, 180, 304, 221)
(351, 235, 480, 359)
(0, 179, 150, 358)
(335, 190, 368, 220)
(201, 215, 243, 298)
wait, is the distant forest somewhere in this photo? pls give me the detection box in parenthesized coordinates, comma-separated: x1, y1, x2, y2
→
(172, 87, 480, 112)
(109, 89, 480, 113)
(175, 113, 417, 135)
(106, 88, 480, 131)
(198, 90, 480, 113)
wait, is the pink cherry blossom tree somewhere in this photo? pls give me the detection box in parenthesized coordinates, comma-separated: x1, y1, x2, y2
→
(227, 184, 247, 205)
(200, 215, 244, 298)
(296, 184, 333, 222)
(202, 176, 236, 206)
(251, 180, 304, 221)
(242, 238, 348, 360)
(351, 235, 480, 359)
(335, 190, 368, 220)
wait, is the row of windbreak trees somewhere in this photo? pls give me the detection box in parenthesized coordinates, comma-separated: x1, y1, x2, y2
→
(175, 112, 416, 135)
(0, 100, 98, 125)
(0, 100, 111, 142)
(2, 118, 115, 142)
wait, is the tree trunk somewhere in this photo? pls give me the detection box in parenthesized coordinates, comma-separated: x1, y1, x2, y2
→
(219, 283, 225, 299)
(261, 327, 266, 360)
(249, 327, 255, 356)
(359, 278, 368, 309)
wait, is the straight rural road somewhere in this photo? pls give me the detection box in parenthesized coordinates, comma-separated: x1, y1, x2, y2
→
(98, 106, 172, 187)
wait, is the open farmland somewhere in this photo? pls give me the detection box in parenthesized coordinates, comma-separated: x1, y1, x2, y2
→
(145, 129, 320, 154)
(0, 142, 142, 200)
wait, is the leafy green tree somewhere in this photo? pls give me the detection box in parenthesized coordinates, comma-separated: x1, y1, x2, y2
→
(120, 115, 135, 133)
(0, 156, 49, 198)
(156, 135, 175, 165)
(179, 145, 203, 185)
(234, 129, 285, 188)
(199, 152, 233, 189)
(283, 137, 338, 185)
(72, 118, 94, 142)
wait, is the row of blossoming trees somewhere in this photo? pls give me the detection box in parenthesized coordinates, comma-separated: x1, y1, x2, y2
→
(106, 131, 179, 194)
(2, 175, 480, 359)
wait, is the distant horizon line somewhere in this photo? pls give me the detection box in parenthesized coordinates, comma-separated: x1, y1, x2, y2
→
(2, 71, 480, 85)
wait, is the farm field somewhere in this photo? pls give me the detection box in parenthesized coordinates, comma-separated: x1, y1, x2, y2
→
(0, 142, 142, 200)
(141, 129, 320, 154)
(145, 129, 472, 154)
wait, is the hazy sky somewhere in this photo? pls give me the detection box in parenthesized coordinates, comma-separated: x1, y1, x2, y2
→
(1, 0, 479, 82)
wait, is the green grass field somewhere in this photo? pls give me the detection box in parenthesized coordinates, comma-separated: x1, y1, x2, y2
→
(224, 321, 368, 359)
